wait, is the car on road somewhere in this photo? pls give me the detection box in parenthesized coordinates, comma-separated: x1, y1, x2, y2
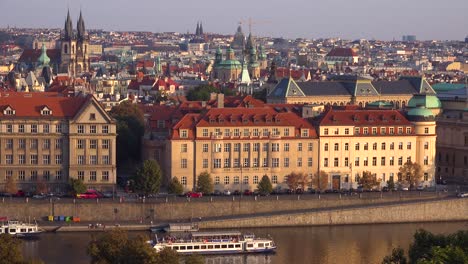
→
(77, 190, 102, 199)
(243, 190, 253, 196)
(400, 187, 409, 191)
(456, 192, 468, 198)
(416, 185, 425, 191)
(186, 192, 203, 198)
(223, 190, 231, 196)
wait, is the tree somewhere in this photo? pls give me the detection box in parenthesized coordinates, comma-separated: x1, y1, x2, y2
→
(387, 177, 396, 191)
(168, 177, 184, 195)
(285, 172, 301, 191)
(87, 229, 159, 264)
(382, 247, 407, 264)
(184, 254, 205, 264)
(4, 176, 17, 194)
(398, 161, 423, 189)
(35, 177, 48, 194)
(196, 172, 213, 195)
(156, 247, 179, 264)
(312, 171, 329, 191)
(109, 101, 145, 167)
(0, 234, 24, 264)
(69, 178, 87, 196)
(359, 171, 381, 190)
(134, 160, 162, 195)
(186, 85, 233, 101)
(257, 175, 273, 195)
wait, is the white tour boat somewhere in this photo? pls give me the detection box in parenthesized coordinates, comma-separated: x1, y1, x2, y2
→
(0, 220, 44, 238)
(150, 231, 276, 255)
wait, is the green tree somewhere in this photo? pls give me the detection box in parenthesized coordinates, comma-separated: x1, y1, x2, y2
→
(4, 176, 17, 194)
(257, 175, 273, 195)
(184, 254, 205, 264)
(398, 161, 423, 189)
(196, 172, 213, 195)
(69, 178, 87, 196)
(359, 171, 381, 190)
(0, 234, 24, 264)
(87, 229, 159, 264)
(186, 85, 234, 101)
(168, 177, 184, 195)
(134, 160, 162, 195)
(156, 247, 179, 264)
(387, 177, 396, 191)
(110, 101, 145, 167)
(382, 247, 407, 264)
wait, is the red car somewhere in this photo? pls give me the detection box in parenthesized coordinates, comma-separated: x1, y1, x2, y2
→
(77, 190, 102, 199)
(186, 192, 203, 198)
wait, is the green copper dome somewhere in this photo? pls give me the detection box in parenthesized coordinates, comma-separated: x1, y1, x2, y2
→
(37, 43, 50, 66)
(407, 94, 442, 109)
(407, 106, 434, 117)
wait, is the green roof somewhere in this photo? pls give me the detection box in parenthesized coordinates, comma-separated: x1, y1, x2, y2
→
(407, 94, 442, 109)
(432, 83, 466, 92)
(37, 44, 50, 66)
(407, 107, 434, 117)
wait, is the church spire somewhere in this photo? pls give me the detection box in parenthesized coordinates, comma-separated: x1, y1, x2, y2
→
(77, 10, 86, 41)
(199, 21, 204, 35)
(195, 22, 200, 35)
(64, 9, 74, 40)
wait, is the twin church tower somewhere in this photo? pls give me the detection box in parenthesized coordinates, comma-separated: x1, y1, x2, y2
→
(60, 10, 89, 75)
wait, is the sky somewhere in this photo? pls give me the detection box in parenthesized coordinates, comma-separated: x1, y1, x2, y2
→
(1, 0, 467, 40)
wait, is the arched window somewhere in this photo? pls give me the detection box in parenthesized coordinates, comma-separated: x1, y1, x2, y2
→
(64, 44, 68, 54)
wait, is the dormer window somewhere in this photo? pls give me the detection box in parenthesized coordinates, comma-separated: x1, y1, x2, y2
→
(40, 106, 52, 116)
(180, 129, 188, 138)
(3, 106, 15, 116)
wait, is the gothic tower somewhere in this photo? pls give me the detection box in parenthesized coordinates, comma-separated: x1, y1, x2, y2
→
(75, 11, 89, 73)
(61, 10, 76, 75)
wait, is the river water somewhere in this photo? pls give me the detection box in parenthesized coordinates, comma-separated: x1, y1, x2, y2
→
(22, 222, 467, 264)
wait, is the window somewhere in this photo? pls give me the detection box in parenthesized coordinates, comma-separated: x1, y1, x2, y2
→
(180, 176, 187, 185)
(334, 158, 339, 167)
(90, 155, 97, 165)
(202, 129, 208, 137)
(302, 129, 309, 137)
(284, 128, 290, 136)
(243, 176, 249, 184)
(324, 143, 329, 151)
(55, 155, 62, 165)
(234, 176, 239, 184)
(78, 171, 84, 181)
(253, 175, 259, 184)
(372, 157, 377, 166)
(55, 123, 63, 133)
(297, 157, 302, 167)
(19, 124, 25, 133)
(43, 171, 50, 181)
(334, 143, 339, 151)
(30, 171, 38, 181)
(272, 128, 280, 136)
(89, 171, 97, 181)
(213, 159, 221, 168)
(344, 157, 349, 167)
(272, 175, 278, 184)
(180, 130, 188, 138)
(78, 125, 85, 134)
(29, 154, 38, 165)
(284, 143, 290, 152)
(381, 143, 386, 150)
(271, 143, 279, 152)
(298, 143, 303, 151)
(363, 128, 368, 135)
(284, 158, 289, 167)
(406, 127, 411, 134)
(19, 139, 26, 149)
(102, 125, 109, 134)
(90, 140, 97, 149)
(324, 158, 328, 167)
(6, 124, 12, 133)
(78, 155, 85, 165)
(243, 158, 249, 167)
(234, 143, 240, 152)
(372, 127, 377, 135)
(272, 158, 279, 167)
(215, 176, 220, 185)
(6, 139, 13, 149)
(424, 142, 429, 150)
(77, 139, 85, 149)
(398, 142, 403, 150)
(407, 142, 411, 150)
(233, 158, 239, 167)
(380, 127, 386, 135)
(363, 157, 368, 166)
(364, 143, 368, 150)
(398, 157, 403, 166)
(30, 139, 38, 149)
(101, 171, 109, 182)
(180, 159, 188, 168)
(224, 176, 230, 185)
(262, 158, 268, 167)
(102, 139, 110, 149)
(55, 171, 62, 181)
(308, 143, 313, 151)
(18, 155, 25, 164)
(19, 171, 25, 181)
(43, 124, 50, 133)
(390, 157, 394, 166)
(201, 159, 208, 169)
(407, 156, 411, 163)
(55, 139, 62, 149)
(5, 155, 13, 164)
(381, 157, 386, 166)
(90, 125, 97, 134)
(424, 173, 428, 181)
(372, 143, 377, 150)
(355, 127, 360, 135)
(233, 128, 240, 137)
(355, 143, 360, 150)
(398, 127, 403, 134)
(253, 158, 259, 167)
(42, 139, 50, 149)
(324, 128, 329, 135)
(390, 142, 394, 150)
(344, 143, 349, 151)
(224, 143, 231, 152)
(243, 129, 250, 137)
(355, 157, 360, 166)
(424, 127, 429, 134)
(31, 124, 38, 133)
(424, 156, 428, 165)
(389, 127, 394, 134)
(262, 143, 268, 152)
(344, 128, 349, 135)
(178, 143, 187, 153)
(243, 143, 250, 152)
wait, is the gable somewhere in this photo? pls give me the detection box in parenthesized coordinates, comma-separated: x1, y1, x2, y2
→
(73, 97, 113, 124)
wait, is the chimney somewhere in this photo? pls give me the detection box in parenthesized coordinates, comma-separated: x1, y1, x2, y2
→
(210, 92, 217, 101)
(217, 93, 224, 108)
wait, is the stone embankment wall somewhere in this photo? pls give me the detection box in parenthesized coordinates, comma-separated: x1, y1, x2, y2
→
(0, 194, 464, 225)
(198, 198, 468, 228)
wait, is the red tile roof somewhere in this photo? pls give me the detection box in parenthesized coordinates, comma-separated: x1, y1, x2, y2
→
(319, 106, 412, 127)
(0, 92, 89, 118)
(326, 48, 358, 57)
(18, 49, 61, 63)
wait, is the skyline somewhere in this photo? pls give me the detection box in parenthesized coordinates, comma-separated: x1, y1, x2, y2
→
(1, 0, 467, 40)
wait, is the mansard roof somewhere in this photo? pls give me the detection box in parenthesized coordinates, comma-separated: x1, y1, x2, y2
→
(318, 106, 412, 127)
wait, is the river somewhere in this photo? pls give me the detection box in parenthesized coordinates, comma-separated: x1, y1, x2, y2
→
(22, 222, 467, 264)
